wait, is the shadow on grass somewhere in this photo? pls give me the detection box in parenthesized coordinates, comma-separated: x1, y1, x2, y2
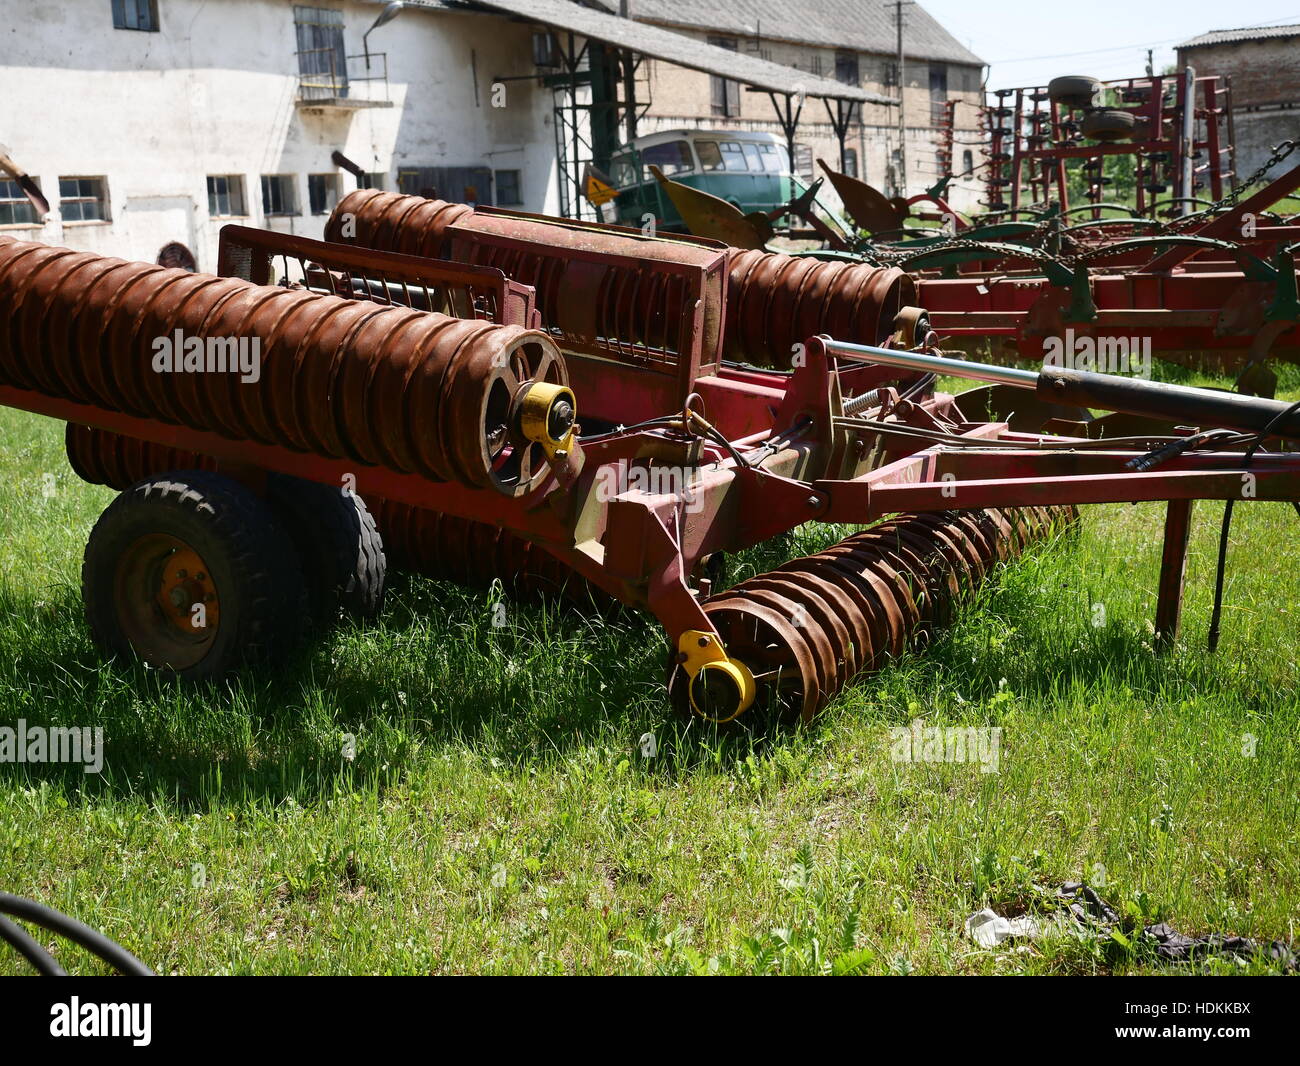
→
(0, 512, 1275, 810)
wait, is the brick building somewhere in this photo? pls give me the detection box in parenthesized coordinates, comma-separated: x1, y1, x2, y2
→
(1177, 23, 1300, 180)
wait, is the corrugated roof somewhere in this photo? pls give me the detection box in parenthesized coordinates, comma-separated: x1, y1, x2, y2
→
(628, 0, 983, 66)
(1178, 22, 1300, 48)
(454, 0, 898, 101)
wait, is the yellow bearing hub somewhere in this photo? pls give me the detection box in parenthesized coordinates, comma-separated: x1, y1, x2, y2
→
(678, 629, 757, 723)
(517, 381, 578, 459)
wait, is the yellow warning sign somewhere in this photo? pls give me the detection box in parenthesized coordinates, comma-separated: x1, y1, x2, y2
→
(583, 167, 618, 206)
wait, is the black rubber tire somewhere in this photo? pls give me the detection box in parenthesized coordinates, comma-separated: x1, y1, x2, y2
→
(1048, 75, 1101, 108)
(82, 470, 305, 679)
(1081, 108, 1136, 142)
(266, 473, 385, 626)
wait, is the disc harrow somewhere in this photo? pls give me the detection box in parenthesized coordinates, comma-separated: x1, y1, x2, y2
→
(2, 204, 1297, 722)
(676, 507, 1076, 723)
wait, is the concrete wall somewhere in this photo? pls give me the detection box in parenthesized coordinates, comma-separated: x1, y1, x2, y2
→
(1, 0, 559, 270)
(640, 32, 986, 213)
(1177, 34, 1300, 180)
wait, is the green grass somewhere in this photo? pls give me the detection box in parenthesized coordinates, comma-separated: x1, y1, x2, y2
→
(1, 363, 1298, 975)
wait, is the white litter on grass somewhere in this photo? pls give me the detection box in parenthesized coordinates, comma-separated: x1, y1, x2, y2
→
(964, 908, 1041, 948)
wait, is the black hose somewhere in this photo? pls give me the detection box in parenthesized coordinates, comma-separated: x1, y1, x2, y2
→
(0, 914, 67, 976)
(1208, 399, 1300, 652)
(0, 893, 154, 976)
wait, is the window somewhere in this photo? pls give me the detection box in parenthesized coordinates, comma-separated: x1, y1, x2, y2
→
(708, 36, 741, 118)
(642, 141, 693, 178)
(835, 50, 860, 86)
(295, 6, 348, 99)
(112, 0, 159, 32)
(0, 178, 39, 225)
(361, 172, 385, 190)
(695, 141, 724, 172)
(758, 144, 782, 173)
(59, 177, 109, 222)
(962, 149, 974, 176)
(719, 141, 747, 172)
(494, 169, 522, 206)
(610, 153, 638, 189)
(261, 175, 298, 216)
(532, 31, 559, 68)
(805, 54, 823, 78)
(207, 175, 246, 217)
(741, 143, 764, 172)
(396, 166, 494, 201)
(308, 173, 339, 215)
(929, 64, 948, 99)
(844, 148, 859, 179)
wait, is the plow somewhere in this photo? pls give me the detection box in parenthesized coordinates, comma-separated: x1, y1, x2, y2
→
(1, 188, 1298, 725)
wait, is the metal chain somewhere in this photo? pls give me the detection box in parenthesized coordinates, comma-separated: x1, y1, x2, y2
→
(1167, 139, 1298, 231)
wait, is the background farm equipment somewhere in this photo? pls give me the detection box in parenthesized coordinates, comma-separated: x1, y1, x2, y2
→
(0, 189, 1298, 725)
(649, 140, 1300, 385)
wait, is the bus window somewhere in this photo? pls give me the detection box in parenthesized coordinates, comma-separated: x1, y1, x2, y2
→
(642, 140, 694, 177)
(742, 143, 764, 172)
(695, 140, 724, 171)
(611, 154, 638, 189)
(719, 141, 747, 171)
(758, 144, 783, 173)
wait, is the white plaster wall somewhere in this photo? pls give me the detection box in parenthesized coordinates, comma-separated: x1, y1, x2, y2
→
(0, 0, 559, 270)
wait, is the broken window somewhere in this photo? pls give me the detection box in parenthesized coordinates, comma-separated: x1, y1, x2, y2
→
(930, 64, 948, 99)
(112, 0, 159, 32)
(59, 177, 109, 222)
(835, 50, 860, 86)
(0, 178, 39, 225)
(708, 37, 741, 118)
(308, 173, 339, 215)
(295, 6, 348, 99)
(207, 175, 246, 217)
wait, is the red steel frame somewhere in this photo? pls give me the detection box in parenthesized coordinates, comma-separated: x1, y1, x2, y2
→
(982, 73, 1234, 218)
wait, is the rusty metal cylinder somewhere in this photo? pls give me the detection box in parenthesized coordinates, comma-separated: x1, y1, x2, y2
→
(65, 423, 603, 604)
(0, 235, 565, 496)
(326, 191, 916, 371)
(328, 190, 724, 361)
(682, 505, 1077, 723)
(724, 249, 915, 369)
(324, 190, 474, 258)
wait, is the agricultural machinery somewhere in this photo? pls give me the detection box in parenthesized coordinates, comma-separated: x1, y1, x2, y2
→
(1, 188, 1298, 725)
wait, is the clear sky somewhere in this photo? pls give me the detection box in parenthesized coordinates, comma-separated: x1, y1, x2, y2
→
(917, 0, 1300, 89)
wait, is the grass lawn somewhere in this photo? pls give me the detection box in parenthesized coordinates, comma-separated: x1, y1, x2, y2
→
(0, 362, 1297, 975)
